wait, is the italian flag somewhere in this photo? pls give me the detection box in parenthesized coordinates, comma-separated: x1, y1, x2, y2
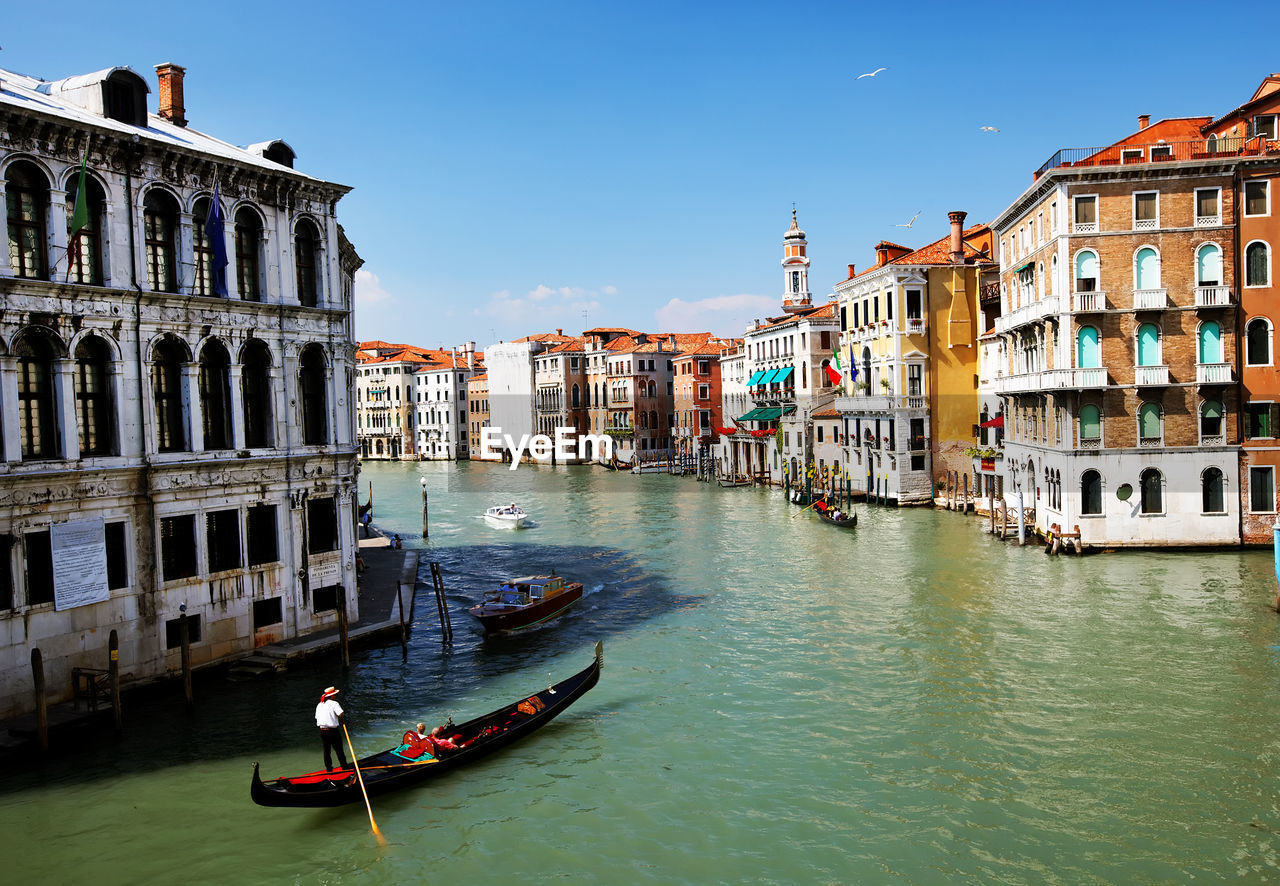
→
(824, 349, 842, 386)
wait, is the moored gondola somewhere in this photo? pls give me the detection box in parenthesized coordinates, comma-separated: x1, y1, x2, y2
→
(251, 642, 603, 808)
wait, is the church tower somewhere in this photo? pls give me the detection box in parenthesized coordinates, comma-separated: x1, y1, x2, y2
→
(781, 209, 811, 313)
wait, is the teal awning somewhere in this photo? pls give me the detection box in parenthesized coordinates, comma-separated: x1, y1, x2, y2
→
(754, 407, 784, 421)
(774, 367, 794, 384)
(758, 369, 779, 384)
(746, 370, 766, 386)
(737, 408, 765, 421)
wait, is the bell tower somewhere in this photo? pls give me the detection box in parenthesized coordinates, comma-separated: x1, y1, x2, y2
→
(781, 208, 811, 313)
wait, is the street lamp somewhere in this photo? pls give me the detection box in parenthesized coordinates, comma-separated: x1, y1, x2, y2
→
(420, 477, 429, 538)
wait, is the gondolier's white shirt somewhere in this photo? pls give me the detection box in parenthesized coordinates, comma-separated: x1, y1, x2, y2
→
(315, 698, 344, 728)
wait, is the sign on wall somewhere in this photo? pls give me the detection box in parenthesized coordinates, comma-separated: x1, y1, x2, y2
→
(52, 518, 110, 611)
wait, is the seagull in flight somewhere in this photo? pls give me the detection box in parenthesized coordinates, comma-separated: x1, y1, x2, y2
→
(894, 211, 921, 228)
(979, 126, 1000, 132)
(857, 67, 887, 79)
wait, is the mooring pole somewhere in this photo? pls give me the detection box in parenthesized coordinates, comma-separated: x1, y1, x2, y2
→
(396, 577, 408, 660)
(420, 477, 429, 539)
(109, 629, 122, 733)
(31, 648, 47, 753)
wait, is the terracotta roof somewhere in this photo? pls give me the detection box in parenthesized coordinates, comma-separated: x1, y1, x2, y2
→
(812, 409, 840, 419)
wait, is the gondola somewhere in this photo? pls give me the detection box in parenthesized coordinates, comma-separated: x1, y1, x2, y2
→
(250, 642, 603, 808)
(815, 509, 857, 528)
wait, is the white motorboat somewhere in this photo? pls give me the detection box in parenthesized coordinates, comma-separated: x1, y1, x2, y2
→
(483, 504, 529, 529)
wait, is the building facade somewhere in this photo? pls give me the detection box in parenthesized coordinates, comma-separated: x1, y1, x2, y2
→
(0, 63, 361, 717)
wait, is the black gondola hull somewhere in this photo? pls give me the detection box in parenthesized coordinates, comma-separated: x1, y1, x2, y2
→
(251, 642, 603, 808)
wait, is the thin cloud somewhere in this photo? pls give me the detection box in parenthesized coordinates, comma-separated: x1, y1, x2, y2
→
(473, 283, 611, 337)
(354, 269, 390, 306)
(655, 294, 777, 337)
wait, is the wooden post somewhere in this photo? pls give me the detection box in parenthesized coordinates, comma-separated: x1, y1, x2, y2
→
(396, 577, 408, 661)
(337, 594, 350, 671)
(31, 648, 47, 753)
(989, 497, 997, 534)
(109, 629, 122, 733)
(962, 473, 971, 513)
(180, 612, 193, 710)
(420, 480, 429, 538)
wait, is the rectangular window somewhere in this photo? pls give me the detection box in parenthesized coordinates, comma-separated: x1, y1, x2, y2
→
(160, 514, 198, 582)
(908, 364, 923, 396)
(307, 497, 339, 554)
(1121, 148, 1144, 163)
(1245, 180, 1270, 217)
(1150, 145, 1172, 161)
(206, 509, 242, 573)
(1073, 196, 1097, 232)
(1133, 191, 1158, 228)
(24, 530, 54, 606)
(1252, 115, 1278, 141)
(698, 384, 710, 400)
(165, 614, 202, 649)
(699, 410, 710, 430)
(1195, 188, 1220, 223)
(906, 290, 923, 319)
(909, 418, 925, 451)
(253, 597, 283, 629)
(312, 585, 340, 613)
(106, 521, 129, 590)
(1247, 403, 1279, 439)
(1250, 466, 1276, 513)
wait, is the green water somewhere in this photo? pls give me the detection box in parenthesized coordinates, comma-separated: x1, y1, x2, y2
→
(4, 460, 1280, 884)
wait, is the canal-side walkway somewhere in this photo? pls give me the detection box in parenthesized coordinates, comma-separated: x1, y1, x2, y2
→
(0, 529, 419, 759)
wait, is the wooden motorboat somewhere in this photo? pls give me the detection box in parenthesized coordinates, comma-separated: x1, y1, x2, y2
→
(468, 573, 584, 635)
(483, 504, 528, 529)
(251, 643, 603, 808)
(718, 475, 751, 487)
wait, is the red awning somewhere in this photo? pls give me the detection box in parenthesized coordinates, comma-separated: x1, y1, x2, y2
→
(979, 415, 1005, 429)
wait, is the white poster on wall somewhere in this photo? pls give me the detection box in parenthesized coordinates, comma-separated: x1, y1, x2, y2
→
(52, 518, 110, 611)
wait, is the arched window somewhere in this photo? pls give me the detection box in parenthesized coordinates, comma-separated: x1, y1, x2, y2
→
(7, 161, 49, 279)
(1081, 469, 1102, 515)
(193, 196, 216, 297)
(1140, 467, 1163, 514)
(14, 328, 59, 459)
(1135, 247, 1160, 290)
(649, 410, 658, 430)
(1139, 402, 1162, 442)
(75, 336, 115, 456)
(1202, 467, 1225, 514)
(199, 340, 232, 450)
(1075, 249, 1099, 291)
(295, 219, 321, 307)
(1076, 326, 1100, 368)
(1200, 400, 1223, 439)
(861, 347, 871, 388)
(152, 336, 189, 452)
(1246, 241, 1271, 287)
(242, 339, 274, 448)
(1080, 404, 1101, 443)
(143, 189, 179, 292)
(1050, 254, 1058, 294)
(1137, 323, 1160, 367)
(299, 345, 328, 445)
(1247, 318, 1272, 365)
(571, 384, 580, 408)
(1196, 243, 1222, 287)
(234, 206, 263, 302)
(65, 170, 105, 285)
(1198, 321, 1222, 364)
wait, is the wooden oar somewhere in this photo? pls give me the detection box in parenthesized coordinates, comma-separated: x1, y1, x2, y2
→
(342, 723, 387, 846)
(790, 497, 825, 519)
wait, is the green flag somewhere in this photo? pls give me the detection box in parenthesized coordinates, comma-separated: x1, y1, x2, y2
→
(68, 150, 89, 239)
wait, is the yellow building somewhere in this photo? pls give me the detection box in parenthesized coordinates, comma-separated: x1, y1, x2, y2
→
(833, 211, 997, 504)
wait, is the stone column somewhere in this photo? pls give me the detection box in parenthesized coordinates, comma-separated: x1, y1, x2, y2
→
(228, 363, 245, 450)
(183, 362, 202, 452)
(0, 358, 22, 461)
(53, 358, 80, 461)
(47, 186, 68, 282)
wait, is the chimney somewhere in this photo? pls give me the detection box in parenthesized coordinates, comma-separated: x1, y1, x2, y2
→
(948, 211, 967, 264)
(155, 63, 187, 127)
(847, 263, 856, 279)
(875, 245, 890, 267)
(556, 328, 562, 336)
(465, 340, 475, 369)
(668, 335, 676, 350)
(1138, 114, 1150, 130)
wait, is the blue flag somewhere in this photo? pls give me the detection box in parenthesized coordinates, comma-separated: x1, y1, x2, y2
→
(206, 182, 229, 297)
(848, 345, 858, 380)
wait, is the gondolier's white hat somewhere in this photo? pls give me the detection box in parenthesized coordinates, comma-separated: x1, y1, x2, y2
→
(322, 686, 339, 699)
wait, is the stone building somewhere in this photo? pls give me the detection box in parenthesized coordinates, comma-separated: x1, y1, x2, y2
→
(413, 343, 479, 460)
(355, 342, 427, 459)
(0, 63, 361, 717)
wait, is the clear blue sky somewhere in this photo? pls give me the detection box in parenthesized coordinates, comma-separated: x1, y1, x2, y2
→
(4, 1, 1276, 351)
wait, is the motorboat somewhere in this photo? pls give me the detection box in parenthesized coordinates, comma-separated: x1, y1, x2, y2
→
(483, 503, 528, 529)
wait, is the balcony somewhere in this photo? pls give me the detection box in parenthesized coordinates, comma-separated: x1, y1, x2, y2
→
(834, 395, 926, 413)
(1036, 135, 1274, 179)
(1074, 367, 1107, 388)
(1195, 214, 1222, 228)
(994, 295, 1060, 334)
(1135, 365, 1170, 386)
(1197, 362, 1232, 384)
(1195, 285, 1231, 307)
(1072, 290, 1106, 312)
(1133, 289, 1168, 310)
(906, 317, 926, 334)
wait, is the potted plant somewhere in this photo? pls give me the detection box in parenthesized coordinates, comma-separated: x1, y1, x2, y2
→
(879, 377, 891, 391)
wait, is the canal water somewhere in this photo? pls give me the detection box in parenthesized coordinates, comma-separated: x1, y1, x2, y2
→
(4, 460, 1280, 884)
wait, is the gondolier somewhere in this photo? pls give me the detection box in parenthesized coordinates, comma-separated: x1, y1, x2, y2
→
(315, 686, 350, 771)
